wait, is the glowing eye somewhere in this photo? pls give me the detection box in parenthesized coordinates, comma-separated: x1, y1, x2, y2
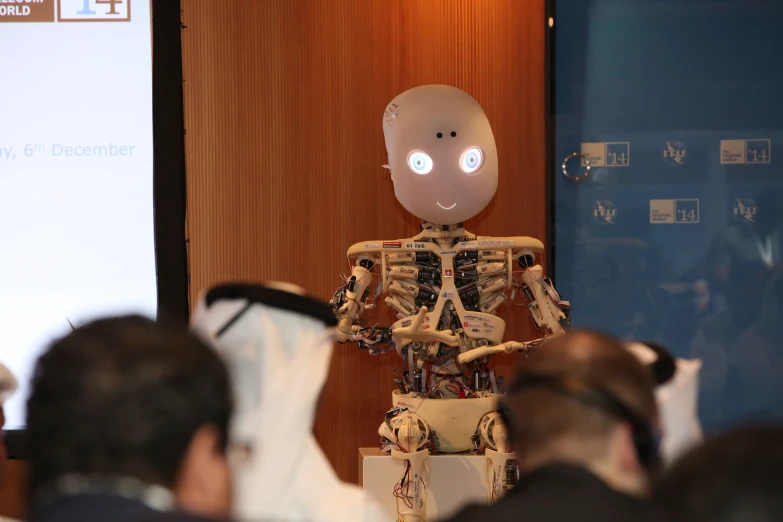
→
(459, 147, 484, 173)
(407, 151, 433, 175)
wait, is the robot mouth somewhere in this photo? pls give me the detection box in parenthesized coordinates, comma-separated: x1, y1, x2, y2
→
(437, 202, 457, 210)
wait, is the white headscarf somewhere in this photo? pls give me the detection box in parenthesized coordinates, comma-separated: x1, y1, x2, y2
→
(626, 342, 704, 465)
(191, 282, 385, 522)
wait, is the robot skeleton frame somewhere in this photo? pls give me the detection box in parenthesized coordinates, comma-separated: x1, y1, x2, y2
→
(330, 85, 570, 522)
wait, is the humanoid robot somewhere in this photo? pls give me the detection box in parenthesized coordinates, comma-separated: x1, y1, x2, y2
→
(331, 85, 570, 522)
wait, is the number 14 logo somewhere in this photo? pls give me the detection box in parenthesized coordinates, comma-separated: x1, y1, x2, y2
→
(675, 199, 700, 224)
(605, 142, 630, 166)
(59, 0, 129, 20)
(748, 148, 769, 164)
(78, 0, 124, 15)
(607, 152, 627, 165)
(677, 209, 697, 222)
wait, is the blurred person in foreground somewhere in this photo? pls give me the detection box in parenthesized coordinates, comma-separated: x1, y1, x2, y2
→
(444, 330, 668, 522)
(0, 363, 20, 522)
(191, 282, 385, 522)
(655, 424, 783, 522)
(25, 316, 234, 522)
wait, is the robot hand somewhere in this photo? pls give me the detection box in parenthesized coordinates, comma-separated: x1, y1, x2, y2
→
(392, 306, 460, 346)
(336, 318, 356, 343)
(356, 325, 395, 353)
(336, 320, 396, 354)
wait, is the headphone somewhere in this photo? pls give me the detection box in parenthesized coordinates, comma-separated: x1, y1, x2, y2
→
(638, 341, 676, 386)
(498, 373, 661, 472)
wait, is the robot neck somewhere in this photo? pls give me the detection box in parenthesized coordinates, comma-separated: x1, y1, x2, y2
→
(417, 222, 473, 246)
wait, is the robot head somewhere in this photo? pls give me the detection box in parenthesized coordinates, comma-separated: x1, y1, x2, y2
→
(383, 85, 498, 225)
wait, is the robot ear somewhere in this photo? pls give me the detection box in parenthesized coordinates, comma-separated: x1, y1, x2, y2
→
(382, 164, 393, 179)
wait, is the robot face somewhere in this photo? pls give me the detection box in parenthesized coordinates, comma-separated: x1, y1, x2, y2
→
(382, 85, 498, 225)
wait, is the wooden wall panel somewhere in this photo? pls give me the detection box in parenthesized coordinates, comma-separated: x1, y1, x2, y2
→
(0, 460, 28, 519)
(181, 0, 547, 483)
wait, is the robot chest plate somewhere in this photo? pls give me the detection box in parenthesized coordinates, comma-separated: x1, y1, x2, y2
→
(388, 247, 508, 345)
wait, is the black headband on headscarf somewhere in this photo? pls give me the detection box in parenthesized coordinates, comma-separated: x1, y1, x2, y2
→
(204, 283, 337, 338)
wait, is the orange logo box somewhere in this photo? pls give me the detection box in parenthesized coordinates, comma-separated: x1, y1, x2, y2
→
(0, 0, 56, 23)
(57, 0, 130, 22)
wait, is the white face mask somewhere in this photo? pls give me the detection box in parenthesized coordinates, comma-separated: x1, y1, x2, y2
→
(626, 342, 704, 466)
(382, 85, 499, 225)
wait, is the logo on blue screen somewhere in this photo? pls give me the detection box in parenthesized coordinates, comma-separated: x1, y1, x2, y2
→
(721, 139, 771, 165)
(733, 198, 757, 223)
(663, 141, 687, 166)
(593, 200, 616, 225)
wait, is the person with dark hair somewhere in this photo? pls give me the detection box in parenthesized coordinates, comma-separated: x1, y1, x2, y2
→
(25, 315, 234, 522)
(654, 424, 783, 522)
(443, 330, 668, 522)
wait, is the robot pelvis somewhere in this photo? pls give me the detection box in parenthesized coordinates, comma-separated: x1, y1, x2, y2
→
(379, 391, 500, 453)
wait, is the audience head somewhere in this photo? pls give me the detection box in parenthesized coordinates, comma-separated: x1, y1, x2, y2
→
(26, 315, 234, 518)
(655, 424, 783, 522)
(502, 330, 659, 496)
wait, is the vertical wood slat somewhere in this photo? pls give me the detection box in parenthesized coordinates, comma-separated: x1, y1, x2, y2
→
(181, 0, 547, 483)
(0, 460, 28, 519)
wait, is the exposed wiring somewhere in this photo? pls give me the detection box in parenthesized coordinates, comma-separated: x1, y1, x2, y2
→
(393, 459, 429, 522)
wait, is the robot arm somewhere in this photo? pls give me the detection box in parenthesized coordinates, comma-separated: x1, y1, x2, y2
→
(456, 249, 570, 365)
(331, 253, 398, 352)
(516, 252, 571, 337)
(331, 257, 377, 343)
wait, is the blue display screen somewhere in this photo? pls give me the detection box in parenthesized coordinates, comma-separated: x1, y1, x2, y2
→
(552, 0, 783, 429)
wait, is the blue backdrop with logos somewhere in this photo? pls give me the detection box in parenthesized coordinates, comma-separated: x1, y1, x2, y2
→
(553, 0, 783, 430)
